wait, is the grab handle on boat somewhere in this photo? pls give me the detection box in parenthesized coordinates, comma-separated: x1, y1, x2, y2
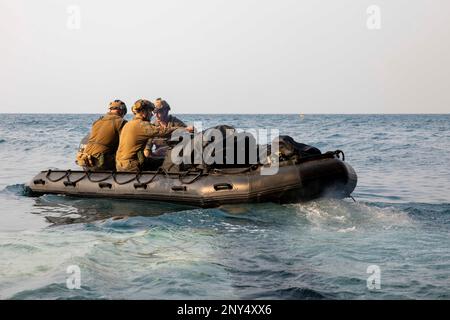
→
(98, 182, 112, 189)
(213, 183, 233, 191)
(134, 183, 147, 189)
(33, 179, 46, 185)
(63, 181, 77, 187)
(172, 186, 187, 191)
(334, 150, 345, 161)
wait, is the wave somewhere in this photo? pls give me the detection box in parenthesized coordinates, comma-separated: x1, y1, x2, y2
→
(244, 287, 330, 299)
(2, 183, 35, 197)
(9, 283, 97, 300)
(288, 199, 414, 232)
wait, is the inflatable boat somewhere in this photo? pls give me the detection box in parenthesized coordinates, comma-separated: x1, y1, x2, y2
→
(28, 129, 357, 206)
(28, 151, 357, 207)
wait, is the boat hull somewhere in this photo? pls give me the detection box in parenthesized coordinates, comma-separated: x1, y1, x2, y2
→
(28, 158, 357, 207)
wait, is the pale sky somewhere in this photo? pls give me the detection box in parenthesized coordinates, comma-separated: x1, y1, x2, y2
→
(0, 0, 449, 114)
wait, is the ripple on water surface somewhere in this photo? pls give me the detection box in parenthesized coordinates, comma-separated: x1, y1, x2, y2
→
(0, 114, 449, 299)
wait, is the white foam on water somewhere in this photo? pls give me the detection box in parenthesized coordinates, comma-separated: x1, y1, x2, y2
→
(289, 199, 414, 232)
(337, 226, 356, 233)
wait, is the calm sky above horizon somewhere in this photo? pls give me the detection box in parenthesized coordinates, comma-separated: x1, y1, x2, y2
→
(1, 0, 449, 114)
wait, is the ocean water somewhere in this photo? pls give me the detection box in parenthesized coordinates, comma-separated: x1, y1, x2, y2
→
(0, 114, 449, 299)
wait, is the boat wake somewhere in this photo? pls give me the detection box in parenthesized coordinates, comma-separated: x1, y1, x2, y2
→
(3, 183, 415, 232)
(288, 199, 414, 232)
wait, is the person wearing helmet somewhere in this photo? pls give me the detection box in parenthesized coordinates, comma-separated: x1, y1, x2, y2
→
(153, 98, 187, 128)
(144, 98, 193, 158)
(115, 99, 186, 171)
(75, 99, 128, 171)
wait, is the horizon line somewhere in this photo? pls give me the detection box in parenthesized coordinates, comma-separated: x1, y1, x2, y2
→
(0, 112, 449, 115)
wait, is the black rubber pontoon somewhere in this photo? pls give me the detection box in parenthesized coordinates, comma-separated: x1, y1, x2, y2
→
(28, 152, 357, 207)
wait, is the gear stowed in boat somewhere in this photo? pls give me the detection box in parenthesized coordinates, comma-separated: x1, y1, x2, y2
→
(28, 132, 357, 207)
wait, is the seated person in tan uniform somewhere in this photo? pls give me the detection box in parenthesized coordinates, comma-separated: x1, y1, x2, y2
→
(115, 99, 190, 171)
(144, 98, 193, 158)
(76, 100, 127, 171)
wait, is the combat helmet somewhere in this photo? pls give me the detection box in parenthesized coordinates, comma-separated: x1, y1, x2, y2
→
(109, 99, 127, 115)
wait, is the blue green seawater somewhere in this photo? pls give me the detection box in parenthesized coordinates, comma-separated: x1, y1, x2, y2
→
(0, 114, 449, 299)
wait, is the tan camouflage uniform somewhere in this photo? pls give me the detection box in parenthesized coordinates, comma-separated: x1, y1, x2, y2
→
(115, 100, 176, 171)
(76, 103, 127, 171)
(145, 115, 187, 156)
